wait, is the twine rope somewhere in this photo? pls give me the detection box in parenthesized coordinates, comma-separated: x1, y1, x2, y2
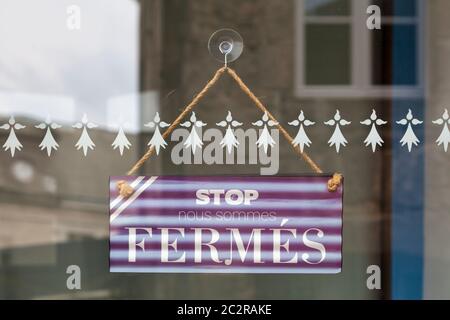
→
(117, 67, 342, 197)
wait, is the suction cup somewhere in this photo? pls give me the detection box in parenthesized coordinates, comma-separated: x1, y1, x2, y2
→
(208, 29, 244, 65)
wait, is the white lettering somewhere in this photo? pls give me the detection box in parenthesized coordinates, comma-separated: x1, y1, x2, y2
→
(160, 228, 186, 263)
(127, 227, 152, 262)
(302, 228, 327, 264)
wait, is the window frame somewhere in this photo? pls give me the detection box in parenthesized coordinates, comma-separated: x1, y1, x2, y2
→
(294, 0, 425, 98)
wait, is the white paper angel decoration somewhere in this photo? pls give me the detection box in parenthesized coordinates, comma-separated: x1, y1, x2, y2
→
(324, 110, 351, 153)
(73, 114, 97, 156)
(144, 112, 170, 155)
(288, 110, 315, 153)
(360, 109, 387, 152)
(432, 109, 450, 152)
(216, 111, 243, 153)
(109, 114, 132, 156)
(252, 112, 278, 154)
(396, 109, 422, 152)
(112, 126, 132, 156)
(1, 116, 26, 157)
(180, 112, 206, 154)
(35, 116, 62, 156)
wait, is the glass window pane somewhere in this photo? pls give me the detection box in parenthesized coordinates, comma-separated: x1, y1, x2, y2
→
(305, 0, 350, 16)
(371, 0, 417, 17)
(371, 24, 417, 85)
(305, 24, 351, 85)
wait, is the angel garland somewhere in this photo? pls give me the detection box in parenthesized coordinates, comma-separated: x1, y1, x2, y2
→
(252, 112, 278, 154)
(396, 109, 422, 152)
(324, 110, 351, 153)
(180, 112, 207, 154)
(288, 110, 315, 153)
(73, 114, 97, 156)
(1, 108, 440, 158)
(216, 111, 242, 154)
(432, 109, 450, 152)
(360, 110, 387, 152)
(35, 116, 62, 156)
(145, 112, 170, 155)
(1, 116, 26, 157)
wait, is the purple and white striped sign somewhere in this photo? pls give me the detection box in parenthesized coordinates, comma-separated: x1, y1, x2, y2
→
(109, 175, 343, 274)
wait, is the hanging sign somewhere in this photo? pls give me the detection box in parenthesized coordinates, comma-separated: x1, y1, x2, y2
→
(109, 175, 343, 274)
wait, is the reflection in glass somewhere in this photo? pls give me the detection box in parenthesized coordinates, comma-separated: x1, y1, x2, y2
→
(372, 25, 417, 85)
(305, 24, 351, 85)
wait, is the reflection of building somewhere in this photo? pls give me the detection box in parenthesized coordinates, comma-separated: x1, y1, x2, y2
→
(0, 117, 135, 249)
(0, 0, 446, 299)
(0, 116, 146, 298)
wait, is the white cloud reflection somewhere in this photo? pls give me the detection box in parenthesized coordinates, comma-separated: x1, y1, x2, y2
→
(0, 0, 139, 131)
